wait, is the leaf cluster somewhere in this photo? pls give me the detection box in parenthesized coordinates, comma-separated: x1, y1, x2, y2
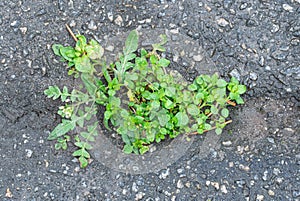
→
(44, 30, 247, 167)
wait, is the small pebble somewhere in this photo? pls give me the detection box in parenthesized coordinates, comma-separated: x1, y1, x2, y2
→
(25, 149, 33, 158)
(159, 169, 169, 179)
(222, 141, 232, 146)
(20, 27, 27, 34)
(132, 182, 138, 192)
(249, 72, 258, 81)
(114, 15, 123, 26)
(135, 192, 144, 200)
(193, 54, 203, 62)
(217, 18, 229, 27)
(282, 4, 293, 12)
(88, 20, 97, 30)
(221, 185, 228, 194)
(256, 194, 264, 201)
(267, 137, 275, 144)
(177, 179, 184, 189)
(211, 182, 220, 190)
(107, 12, 114, 22)
(268, 190, 275, 196)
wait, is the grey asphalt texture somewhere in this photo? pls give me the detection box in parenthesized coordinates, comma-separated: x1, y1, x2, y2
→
(0, 1, 299, 201)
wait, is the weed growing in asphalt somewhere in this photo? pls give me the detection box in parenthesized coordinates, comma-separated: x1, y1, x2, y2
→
(44, 29, 246, 168)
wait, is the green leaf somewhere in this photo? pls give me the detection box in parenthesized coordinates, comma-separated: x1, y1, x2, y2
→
(188, 84, 198, 91)
(165, 87, 176, 98)
(221, 108, 229, 118)
(237, 85, 247, 94)
(175, 111, 189, 127)
(44, 86, 61, 100)
(123, 144, 133, 154)
(152, 34, 167, 52)
(61, 86, 69, 102)
(150, 55, 158, 64)
(124, 30, 138, 55)
(158, 112, 170, 127)
(74, 55, 93, 73)
(60, 46, 76, 61)
(72, 148, 90, 158)
(215, 128, 222, 135)
(126, 72, 139, 81)
(204, 123, 212, 130)
(157, 58, 170, 67)
(139, 146, 149, 154)
(54, 143, 62, 150)
(235, 96, 245, 104)
(146, 130, 155, 142)
(48, 119, 75, 140)
(80, 132, 95, 142)
(151, 100, 160, 110)
(121, 134, 131, 145)
(164, 99, 174, 109)
(86, 39, 104, 60)
(102, 66, 112, 83)
(76, 117, 84, 127)
(217, 79, 227, 88)
(81, 73, 97, 96)
(52, 44, 63, 56)
(230, 77, 239, 85)
(187, 104, 200, 116)
(79, 156, 88, 168)
(75, 35, 87, 52)
(210, 105, 218, 115)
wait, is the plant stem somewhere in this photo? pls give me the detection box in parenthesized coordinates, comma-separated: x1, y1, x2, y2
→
(187, 119, 233, 135)
(65, 24, 78, 42)
(226, 99, 236, 106)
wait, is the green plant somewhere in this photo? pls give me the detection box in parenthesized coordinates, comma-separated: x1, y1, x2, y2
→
(44, 29, 246, 168)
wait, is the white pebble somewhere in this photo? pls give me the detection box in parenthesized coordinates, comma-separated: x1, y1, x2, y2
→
(25, 149, 33, 158)
(256, 194, 264, 201)
(211, 182, 220, 190)
(221, 185, 228, 194)
(177, 179, 184, 189)
(283, 4, 293, 12)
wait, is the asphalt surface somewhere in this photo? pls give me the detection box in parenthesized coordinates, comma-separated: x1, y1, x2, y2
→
(0, 1, 299, 200)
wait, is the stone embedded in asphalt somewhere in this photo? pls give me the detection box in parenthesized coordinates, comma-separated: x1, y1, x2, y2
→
(193, 54, 203, 62)
(211, 182, 220, 190)
(256, 194, 264, 201)
(246, 19, 258, 27)
(282, 4, 293, 12)
(239, 3, 248, 10)
(88, 20, 97, 30)
(250, 72, 258, 81)
(159, 168, 170, 179)
(268, 190, 275, 196)
(271, 50, 288, 61)
(229, 69, 241, 80)
(114, 15, 123, 26)
(259, 56, 265, 66)
(217, 18, 230, 27)
(270, 23, 280, 33)
(221, 185, 228, 194)
(222, 141, 232, 146)
(10, 20, 20, 27)
(177, 179, 184, 189)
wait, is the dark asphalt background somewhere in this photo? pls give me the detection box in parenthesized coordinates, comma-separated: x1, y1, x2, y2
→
(0, 1, 299, 200)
